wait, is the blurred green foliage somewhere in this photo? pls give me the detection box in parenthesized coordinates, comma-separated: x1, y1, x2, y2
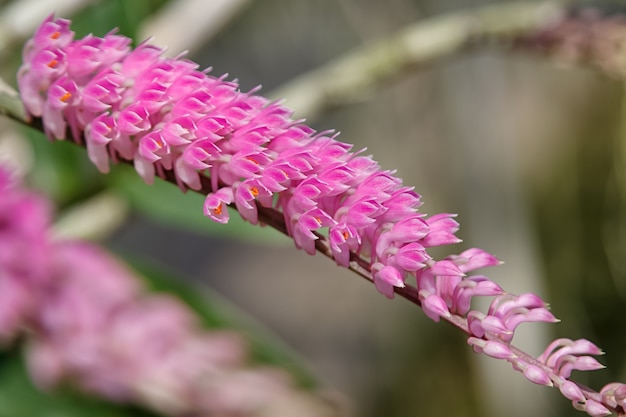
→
(71, 0, 170, 40)
(0, 349, 157, 417)
(108, 165, 289, 244)
(130, 258, 319, 388)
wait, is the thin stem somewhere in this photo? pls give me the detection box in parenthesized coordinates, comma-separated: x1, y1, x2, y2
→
(0, 1, 571, 335)
(137, 0, 252, 56)
(270, 1, 567, 119)
(2, 0, 625, 410)
(0, 77, 26, 123)
(51, 191, 130, 241)
(7, 99, 619, 414)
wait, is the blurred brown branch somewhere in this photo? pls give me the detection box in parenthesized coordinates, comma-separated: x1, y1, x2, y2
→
(271, 1, 567, 119)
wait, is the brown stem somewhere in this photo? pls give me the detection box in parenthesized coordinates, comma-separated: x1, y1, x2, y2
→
(0, 104, 617, 414)
(3, 1, 626, 411)
(46, 123, 622, 415)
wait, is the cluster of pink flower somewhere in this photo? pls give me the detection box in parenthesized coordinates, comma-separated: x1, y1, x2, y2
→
(0, 167, 336, 417)
(15, 15, 626, 416)
(0, 168, 50, 341)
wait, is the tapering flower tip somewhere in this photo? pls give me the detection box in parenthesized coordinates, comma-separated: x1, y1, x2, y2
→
(514, 361, 553, 387)
(421, 213, 462, 247)
(466, 276, 504, 295)
(467, 311, 487, 338)
(341, 198, 386, 228)
(372, 263, 405, 299)
(503, 307, 559, 335)
(429, 259, 465, 277)
(484, 292, 557, 339)
(418, 290, 451, 322)
(448, 248, 501, 273)
(538, 338, 570, 363)
(452, 275, 504, 315)
(349, 170, 398, 200)
(392, 242, 430, 271)
(559, 380, 586, 402)
(228, 150, 271, 179)
(31, 15, 73, 50)
(582, 399, 612, 417)
(467, 337, 516, 360)
(601, 382, 626, 409)
(287, 178, 330, 213)
(479, 315, 513, 339)
(541, 338, 605, 365)
(380, 187, 422, 222)
(316, 165, 356, 196)
(555, 355, 605, 379)
(82, 71, 125, 114)
(346, 170, 394, 206)
(488, 292, 547, 316)
(383, 214, 430, 244)
(292, 208, 336, 255)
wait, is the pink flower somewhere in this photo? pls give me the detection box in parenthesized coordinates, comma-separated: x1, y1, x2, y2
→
(467, 337, 516, 360)
(538, 338, 605, 378)
(18, 17, 471, 302)
(292, 208, 336, 255)
(234, 178, 272, 224)
(372, 263, 405, 299)
(466, 293, 559, 343)
(329, 223, 361, 267)
(0, 164, 321, 415)
(0, 167, 52, 342)
(15, 16, 626, 416)
(203, 187, 234, 224)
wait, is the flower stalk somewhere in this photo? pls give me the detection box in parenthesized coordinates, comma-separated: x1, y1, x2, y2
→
(0, 165, 339, 417)
(5, 9, 626, 417)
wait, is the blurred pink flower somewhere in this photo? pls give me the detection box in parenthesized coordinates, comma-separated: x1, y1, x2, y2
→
(0, 165, 333, 416)
(0, 168, 52, 342)
(27, 240, 320, 416)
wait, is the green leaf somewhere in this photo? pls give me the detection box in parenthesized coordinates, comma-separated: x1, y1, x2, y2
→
(126, 257, 319, 389)
(70, 0, 171, 40)
(23, 128, 105, 205)
(0, 348, 157, 417)
(108, 165, 289, 245)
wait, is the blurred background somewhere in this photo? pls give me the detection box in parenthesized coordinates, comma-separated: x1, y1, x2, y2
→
(1, 0, 625, 416)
